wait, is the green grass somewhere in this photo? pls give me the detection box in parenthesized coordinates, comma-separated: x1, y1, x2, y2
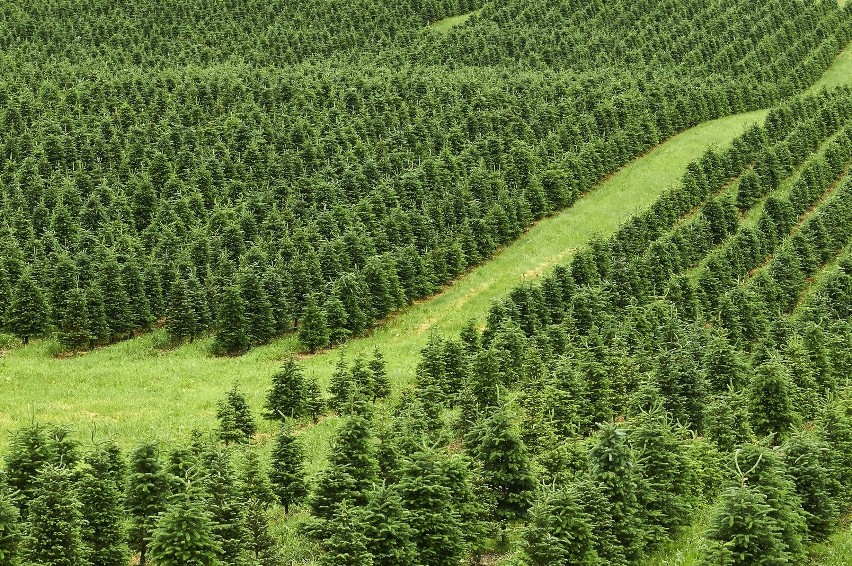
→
(0, 108, 767, 450)
(428, 9, 482, 32)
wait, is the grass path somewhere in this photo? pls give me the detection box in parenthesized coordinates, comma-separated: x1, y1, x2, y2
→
(428, 8, 482, 32)
(0, 108, 767, 449)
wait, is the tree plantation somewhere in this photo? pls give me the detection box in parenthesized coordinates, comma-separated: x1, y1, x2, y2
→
(1, 0, 852, 564)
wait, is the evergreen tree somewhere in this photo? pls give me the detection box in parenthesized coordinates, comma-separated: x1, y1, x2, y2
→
(268, 425, 307, 514)
(318, 504, 374, 566)
(630, 408, 695, 547)
(126, 443, 171, 566)
(242, 498, 281, 566)
(522, 484, 598, 566)
(86, 284, 109, 347)
(23, 466, 85, 566)
(589, 422, 646, 563)
(700, 483, 787, 566)
(58, 287, 90, 351)
(703, 390, 755, 453)
(328, 412, 379, 499)
(148, 490, 222, 566)
(397, 450, 465, 566)
(736, 444, 808, 563)
(240, 451, 276, 509)
(4, 423, 50, 516)
(6, 269, 48, 344)
(166, 277, 196, 343)
(473, 407, 535, 530)
(238, 269, 275, 346)
(122, 256, 154, 332)
(0, 482, 21, 566)
(299, 293, 329, 354)
(359, 485, 416, 566)
(212, 285, 249, 355)
(782, 432, 837, 542)
(98, 252, 131, 341)
(264, 359, 306, 421)
(216, 384, 255, 441)
(202, 450, 247, 566)
(368, 348, 391, 401)
(216, 403, 244, 446)
(78, 454, 130, 566)
(748, 360, 797, 442)
(303, 376, 326, 423)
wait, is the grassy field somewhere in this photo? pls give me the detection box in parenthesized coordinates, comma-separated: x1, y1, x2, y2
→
(0, 107, 768, 450)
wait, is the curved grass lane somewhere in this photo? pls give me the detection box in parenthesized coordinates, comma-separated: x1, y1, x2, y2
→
(0, 108, 767, 449)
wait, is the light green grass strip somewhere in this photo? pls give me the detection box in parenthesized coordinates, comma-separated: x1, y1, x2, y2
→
(0, 109, 766, 449)
(428, 8, 482, 32)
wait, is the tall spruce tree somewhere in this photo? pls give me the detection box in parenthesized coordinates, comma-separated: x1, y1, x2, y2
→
(264, 359, 306, 421)
(148, 489, 222, 566)
(78, 453, 130, 566)
(368, 348, 391, 401)
(126, 443, 171, 566)
(212, 285, 249, 355)
(318, 503, 374, 566)
(202, 450, 247, 566)
(6, 269, 48, 344)
(0, 481, 21, 565)
(299, 293, 330, 354)
(589, 422, 646, 563)
(473, 407, 535, 531)
(359, 485, 416, 566)
(4, 423, 50, 516)
(748, 360, 797, 442)
(268, 425, 307, 514)
(58, 287, 90, 351)
(522, 484, 598, 566)
(23, 466, 85, 566)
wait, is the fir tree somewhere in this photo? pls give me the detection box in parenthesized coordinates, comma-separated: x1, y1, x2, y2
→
(217, 384, 255, 442)
(782, 432, 837, 542)
(7, 269, 48, 344)
(269, 425, 307, 514)
(58, 287, 90, 352)
(86, 284, 109, 347)
(0, 482, 21, 566)
(397, 450, 465, 566)
(703, 390, 755, 453)
(240, 451, 275, 509)
(359, 485, 416, 566)
(126, 443, 171, 566)
(303, 376, 326, 423)
(212, 285, 249, 355)
(238, 269, 276, 346)
(202, 450, 247, 566)
(148, 490, 222, 566)
(166, 277, 196, 343)
(522, 484, 598, 566)
(700, 483, 787, 566)
(748, 360, 797, 442)
(264, 359, 306, 421)
(589, 422, 646, 563)
(98, 252, 131, 341)
(473, 407, 535, 530)
(299, 293, 329, 354)
(318, 504, 374, 566)
(242, 499, 282, 566)
(216, 403, 244, 446)
(78, 454, 130, 566)
(368, 348, 391, 401)
(122, 256, 154, 332)
(4, 423, 50, 516)
(23, 466, 85, 566)
(630, 407, 695, 547)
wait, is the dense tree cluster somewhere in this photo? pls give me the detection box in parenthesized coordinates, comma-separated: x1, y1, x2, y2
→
(0, 0, 848, 354)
